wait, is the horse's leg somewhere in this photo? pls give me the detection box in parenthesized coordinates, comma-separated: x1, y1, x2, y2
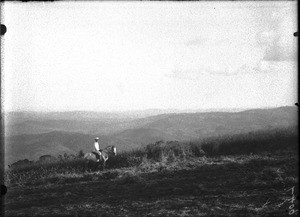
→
(103, 160, 106, 171)
(85, 160, 90, 172)
(96, 161, 101, 170)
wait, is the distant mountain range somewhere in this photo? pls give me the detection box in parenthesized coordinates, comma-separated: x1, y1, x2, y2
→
(4, 106, 298, 165)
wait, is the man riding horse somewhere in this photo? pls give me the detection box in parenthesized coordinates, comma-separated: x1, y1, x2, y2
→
(84, 137, 117, 170)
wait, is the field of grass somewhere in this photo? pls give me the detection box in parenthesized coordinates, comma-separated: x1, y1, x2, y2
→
(4, 127, 299, 216)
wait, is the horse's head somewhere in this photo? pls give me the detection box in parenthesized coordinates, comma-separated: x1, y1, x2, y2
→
(112, 146, 117, 156)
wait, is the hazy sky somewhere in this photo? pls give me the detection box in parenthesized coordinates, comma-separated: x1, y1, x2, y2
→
(1, 2, 297, 112)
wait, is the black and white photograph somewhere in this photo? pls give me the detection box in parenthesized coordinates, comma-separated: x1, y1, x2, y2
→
(1, 1, 298, 216)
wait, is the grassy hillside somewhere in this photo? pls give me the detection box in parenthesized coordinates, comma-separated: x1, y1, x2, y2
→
(5, 106, 297, 165)
(6, 126, 298, 178)
(5, 153, 298, 217)
(4, 127, 298, 217)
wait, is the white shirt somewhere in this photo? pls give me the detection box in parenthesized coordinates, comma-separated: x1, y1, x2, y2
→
(94, 142, 100, 151)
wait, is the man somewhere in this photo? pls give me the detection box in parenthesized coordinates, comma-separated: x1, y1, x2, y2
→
(94, 137, 101, 162)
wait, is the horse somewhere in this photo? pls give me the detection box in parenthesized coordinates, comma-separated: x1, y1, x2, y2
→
(84, 145, 117, 170)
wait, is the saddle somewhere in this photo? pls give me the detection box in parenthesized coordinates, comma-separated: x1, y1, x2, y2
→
(92, 151, 101, 159)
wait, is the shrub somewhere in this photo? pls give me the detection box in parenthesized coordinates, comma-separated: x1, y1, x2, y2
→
(145, 140, 205, 162)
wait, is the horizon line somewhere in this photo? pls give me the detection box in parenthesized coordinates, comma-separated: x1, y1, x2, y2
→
(3, 105, 295, 114)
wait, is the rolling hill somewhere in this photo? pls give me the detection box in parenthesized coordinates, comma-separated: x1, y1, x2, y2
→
(4, 109, 184, 136)
(4, 106, 298, 165)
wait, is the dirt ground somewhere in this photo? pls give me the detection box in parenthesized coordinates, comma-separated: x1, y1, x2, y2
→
(4, 153, 298, 217)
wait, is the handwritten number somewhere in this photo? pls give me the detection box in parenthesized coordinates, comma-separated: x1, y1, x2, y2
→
(289, 209, 298, 215)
